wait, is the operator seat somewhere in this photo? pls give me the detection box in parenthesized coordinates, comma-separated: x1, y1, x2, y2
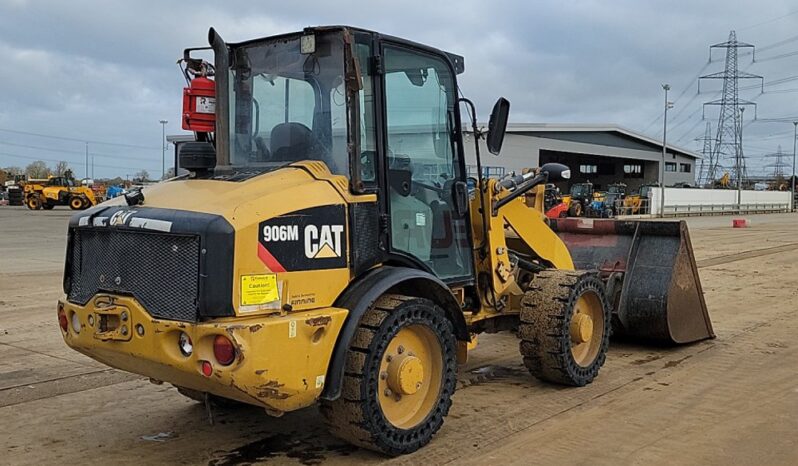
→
(270, 122, 313, 163)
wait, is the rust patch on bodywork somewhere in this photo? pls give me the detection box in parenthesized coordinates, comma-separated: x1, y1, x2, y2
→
(256, 380, 291, 400)
(249, 324, 263, 333)
(305, 316, 332, 327)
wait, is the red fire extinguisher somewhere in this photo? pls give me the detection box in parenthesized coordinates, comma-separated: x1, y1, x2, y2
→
(181, 60, 216, 133)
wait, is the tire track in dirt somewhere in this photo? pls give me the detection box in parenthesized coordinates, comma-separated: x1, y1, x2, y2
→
(696, 242, 798, 268)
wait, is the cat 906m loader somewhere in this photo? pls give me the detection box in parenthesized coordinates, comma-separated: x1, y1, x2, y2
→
(57, 26, 713, 455)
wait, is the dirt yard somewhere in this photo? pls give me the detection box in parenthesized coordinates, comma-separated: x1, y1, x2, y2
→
(1, 206, 796, 465)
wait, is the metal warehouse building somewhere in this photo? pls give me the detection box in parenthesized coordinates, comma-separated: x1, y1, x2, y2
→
(464, 123, 700, 191)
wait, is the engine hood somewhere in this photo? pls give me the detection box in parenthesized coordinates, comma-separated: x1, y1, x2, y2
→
(97, 164, 350, 229)
(65, 162, 369, 320)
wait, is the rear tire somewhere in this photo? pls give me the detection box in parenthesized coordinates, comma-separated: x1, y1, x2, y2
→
(320, 294, 457, 456)
(26, 195, 42, 210)
(69, 196, 84, 210)
(519, 270, 610, 386)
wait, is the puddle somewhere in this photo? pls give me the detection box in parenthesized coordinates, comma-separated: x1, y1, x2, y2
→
(208, 432, 356, 466)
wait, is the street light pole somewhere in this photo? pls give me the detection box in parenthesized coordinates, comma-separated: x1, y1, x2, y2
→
(738, 107, 745, 210)
(159, 120, 168, 180)
(660, 84, 672, 218)
(792, 121, 797, 212)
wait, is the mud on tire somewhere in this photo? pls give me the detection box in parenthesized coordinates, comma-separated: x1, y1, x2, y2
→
(519, 270, 611, 387)
(320, 294, 457, 456)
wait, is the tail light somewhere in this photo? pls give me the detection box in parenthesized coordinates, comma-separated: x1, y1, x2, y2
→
(213, 335, 236, 366)
(58, 308, 68, 332)
(201, 360, 213, 377)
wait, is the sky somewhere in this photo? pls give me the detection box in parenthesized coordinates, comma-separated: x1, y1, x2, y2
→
(1, 0, 797, 180)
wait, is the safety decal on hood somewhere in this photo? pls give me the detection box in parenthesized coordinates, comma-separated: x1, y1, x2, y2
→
(257, 205, 347, 272)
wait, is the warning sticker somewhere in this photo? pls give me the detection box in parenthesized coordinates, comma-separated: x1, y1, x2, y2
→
(240, 274, 279, 307)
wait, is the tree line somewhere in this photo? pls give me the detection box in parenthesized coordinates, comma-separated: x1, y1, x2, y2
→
(1, 160, 151, 185)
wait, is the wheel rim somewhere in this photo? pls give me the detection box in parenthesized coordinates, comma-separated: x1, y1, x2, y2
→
(378, 324, 443, 429)
(70, 198, 82, 209)
(569, 291, 604, 367)
(28, 198, 40, 209)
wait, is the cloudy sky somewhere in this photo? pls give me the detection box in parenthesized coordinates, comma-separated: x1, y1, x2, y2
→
(1, 0, 797, 179)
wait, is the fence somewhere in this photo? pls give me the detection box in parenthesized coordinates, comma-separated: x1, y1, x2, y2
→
(467, 165, 506, 179)
(647, 188, 792, 217)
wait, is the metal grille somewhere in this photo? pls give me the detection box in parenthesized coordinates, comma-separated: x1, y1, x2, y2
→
(350, 202, 381, 275)
(68, 229, 200, 321)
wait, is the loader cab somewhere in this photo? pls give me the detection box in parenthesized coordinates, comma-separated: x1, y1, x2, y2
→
(217, 27, 476, 284)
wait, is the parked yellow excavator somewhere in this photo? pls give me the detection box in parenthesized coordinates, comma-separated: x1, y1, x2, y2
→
(57, 26, 713, 456)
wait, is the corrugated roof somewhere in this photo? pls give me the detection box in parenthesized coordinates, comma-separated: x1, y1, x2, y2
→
(501, 123, 702, 159)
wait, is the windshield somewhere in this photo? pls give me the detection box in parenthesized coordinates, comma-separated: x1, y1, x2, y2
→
(571, 184, 591, 196)
(227, 32, 349, 176)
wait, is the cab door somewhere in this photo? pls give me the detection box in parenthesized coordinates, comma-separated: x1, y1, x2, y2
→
(380, 43, 472, 283)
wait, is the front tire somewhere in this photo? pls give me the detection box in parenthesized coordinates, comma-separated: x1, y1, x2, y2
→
(519, 270, 610, 386)
(568, 201, 582, 217)
(320, 294, 457, 456)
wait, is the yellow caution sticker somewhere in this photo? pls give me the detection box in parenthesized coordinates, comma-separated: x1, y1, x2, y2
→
(240, 274, 279, 306)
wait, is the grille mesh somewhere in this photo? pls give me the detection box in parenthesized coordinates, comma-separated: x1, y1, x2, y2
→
(68, 229, 200, 321)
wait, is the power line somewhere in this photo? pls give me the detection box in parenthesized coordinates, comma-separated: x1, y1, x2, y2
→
(738, 8, 798, 31)
(0, 127, 161, 150)
(641, 61, 712, 134)
(755, 49, 798, 62)
(738, 33, 798, 58)
(0, 151, 156, 172)
(0, 141, 161, 163)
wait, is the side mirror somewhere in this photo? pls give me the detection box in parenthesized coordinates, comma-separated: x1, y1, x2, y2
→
(540, 163, 571, 182)
(179, 141, 216, 175)
(486, 97, 510, 155)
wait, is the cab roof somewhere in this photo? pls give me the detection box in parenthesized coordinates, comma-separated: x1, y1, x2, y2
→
(222, 25, 465, 75)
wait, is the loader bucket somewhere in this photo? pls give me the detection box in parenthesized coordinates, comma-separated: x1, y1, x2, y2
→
(550, 218, 714, 344)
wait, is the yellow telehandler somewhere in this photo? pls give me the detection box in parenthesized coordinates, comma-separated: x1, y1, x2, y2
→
(58, 26, 713, 455)
(24, 175, 96, 210)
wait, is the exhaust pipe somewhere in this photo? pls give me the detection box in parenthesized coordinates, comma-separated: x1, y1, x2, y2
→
(208, 27, 229, 167)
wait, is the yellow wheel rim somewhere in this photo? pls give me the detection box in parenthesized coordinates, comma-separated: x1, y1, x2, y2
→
(378, 324, 443, 429)
(70, 198, 83, 209)
(570, 291, 604, 367)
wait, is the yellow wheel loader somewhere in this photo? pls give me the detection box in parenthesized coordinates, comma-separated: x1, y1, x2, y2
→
(24, 176, 96, 210)
(57, 26, 713, 456)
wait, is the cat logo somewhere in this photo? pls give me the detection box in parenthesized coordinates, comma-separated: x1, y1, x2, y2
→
(305, 225, 344, 259)
(257, 205, 348, 272)
(109, 209, 137, 226)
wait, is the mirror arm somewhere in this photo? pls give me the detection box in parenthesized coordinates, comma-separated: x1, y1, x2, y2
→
(458, 97, 489, 258)
(491, 174, 547, 215)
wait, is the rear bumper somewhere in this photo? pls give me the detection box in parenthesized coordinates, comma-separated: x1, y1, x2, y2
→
(58, 294, 348, 414)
